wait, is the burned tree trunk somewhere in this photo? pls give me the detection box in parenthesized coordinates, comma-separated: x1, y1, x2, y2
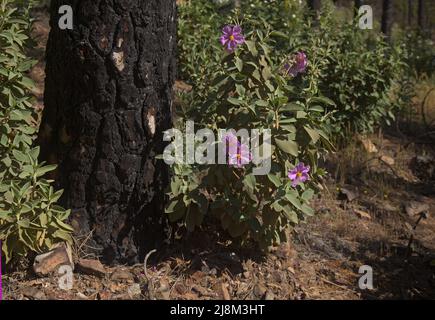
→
(354, 0, 363, 9)
(307, 0, 321, 14)
(354, 0, 364, 17)
(408, 0, 413, 26)
(381, 0, 393, 39)
(38, 0, 176, 264)
(307, 0, 321, 25)
(418, 0, 425, 30)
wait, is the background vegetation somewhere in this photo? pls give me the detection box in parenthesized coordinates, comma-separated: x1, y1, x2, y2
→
(0, 0, 72, 264)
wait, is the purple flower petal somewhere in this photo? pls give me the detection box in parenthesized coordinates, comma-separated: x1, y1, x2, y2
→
(291, 179, 300, 187)
(288, 162, 310, 187)
(227, 41, 236, 52)
(220, 25, 245, 52)
(232, 25, 242, 34)
(228, 140, 251, 167)
(222, 25, 233, 35)
(284, 51, 308, 77)
(233, 34, 245, 42)
(288, 172, 298, 180)
(299, 174, 308, 183)
(220, 35, 228, 46)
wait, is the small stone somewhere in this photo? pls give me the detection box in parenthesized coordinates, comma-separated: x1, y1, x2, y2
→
(338, 188, 358, 202)
(76, 292, 89, 300)
(406, 201, 430, 217)
(22, 287, 47, 300)
(33, 243, 73, 277)
(254, 284, 267, 298)
(160, 290, 171, 300)
(97, 291, 112, 300)
(77, 259, 106, 277)
(111, 269, 135, 282)
(157, 279, 170, 293)
(359, 137, 378, 153)
(265, 291, 275, 300)
(174, 283, 188, 295)
(192, 285, 209, 297)
(221, 283, 231, 301)
(380, 155, 395, 166)
(354, 209, 372, 220)
(174, 80, 192, 93)
(127, 283, 142, 298)
(382, 202, 398, 212)
(404, 222, 413, 231)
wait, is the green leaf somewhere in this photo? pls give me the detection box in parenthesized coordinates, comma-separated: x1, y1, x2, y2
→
(243, 174, 256, 192)
(13, 146, 31, 162)
(252, 69, 261, 81)
(17, 218, 30, 228)
(235, 84, 246, 97)
(279, 103, 304, 113)
(255, 100, 269, 107)
(267, 174, 281, 188)
(285, 190, 302, 210)
(282, 205, 299, 224)
(296, 111, 307, 119)
(245, 40, 258, 56)
(270, 31, 289, 40)
(309, 105, 324, 112)
(275, 138, 298, 156)
(302, 189, 315, 201)
(227, 97, 244, 106)
(36, 164, 57, 178)
(29, 147, 40, 162)
(53, 229, 73, 243)
(235, 57, 243, 72)
(301, 204, 315, 216)
(262, 66, 272, 81)
(166, 200, 179, 213)
(310, 96, 336, 106)
(304, 126, 321, 144)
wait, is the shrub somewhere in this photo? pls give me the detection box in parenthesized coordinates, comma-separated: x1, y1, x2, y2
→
(177, 0, 306, 89)
(299, 8, 405, 137)
(0, 0, 72, 263)
(178, 0, 224, 87)
(172, 0, 411, 247)
(399, 30, 435, 78)
(167, 21, 332, 249)
(178, 1, 406, 139)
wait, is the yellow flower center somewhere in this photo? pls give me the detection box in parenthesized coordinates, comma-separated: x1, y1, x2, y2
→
(236, 154, 242, 159)
(229, 35, 235, 41)
(297, 172, 302, 178)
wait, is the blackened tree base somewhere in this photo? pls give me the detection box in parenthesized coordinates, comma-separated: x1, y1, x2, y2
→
(39, 0, 176, 264)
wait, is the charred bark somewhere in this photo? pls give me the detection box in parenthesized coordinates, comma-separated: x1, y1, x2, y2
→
(354, 0, 364, 17)
(381, 0, 393, 39)
(418, 0, 425, 30)
(38, 0, 176, 264)
(307, 0, 321, 14)
(408, 0, 413, 26)
(307, 0, 321, 25)
(354, 0, 363, 9)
